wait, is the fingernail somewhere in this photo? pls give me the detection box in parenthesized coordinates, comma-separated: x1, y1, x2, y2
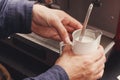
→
(65, 37, 72, 45)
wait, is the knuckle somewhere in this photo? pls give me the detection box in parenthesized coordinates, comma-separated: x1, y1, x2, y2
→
(97, 74, 103, 79)
(85, 68, 95, 76)
(83, 59, 93, 66)
(89, 68, 95, 74)
(96, 70, 104, 79)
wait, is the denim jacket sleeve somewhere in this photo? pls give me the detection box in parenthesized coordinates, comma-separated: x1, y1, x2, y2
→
(23, 65, 69, 80)
(0, 0, 35, 38)
(0, 1, 69, 80)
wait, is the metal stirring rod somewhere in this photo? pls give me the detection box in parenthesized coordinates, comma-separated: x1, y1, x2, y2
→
(79, 3, 94, 41)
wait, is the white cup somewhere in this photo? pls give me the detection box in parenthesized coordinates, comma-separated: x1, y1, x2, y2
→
(60, 29, 102, 54)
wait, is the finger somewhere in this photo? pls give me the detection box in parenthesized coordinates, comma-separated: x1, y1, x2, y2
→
(98, 45, 105, 55)
(62, 17, 83, 30)
(90, 45, 105, 62)
(95, 53, 106, 67)
(94, 63, 105, 75)
(68, 33, 73, 41)
(64, 25, 75, 33)
(52, 35, 61, 41)
(69, 20, 83, 29)
(61, 13, 83, 29)
(62, 44, 73, 55)
(94, 69, 104, 80)
(90, 46, 106, 75)
(52, 18, 72, 44)
(53, 33, 72, 42)
(92, 54, 106, 75)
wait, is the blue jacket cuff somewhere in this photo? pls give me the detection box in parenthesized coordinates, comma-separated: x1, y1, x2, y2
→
(23, 65, 69, 80)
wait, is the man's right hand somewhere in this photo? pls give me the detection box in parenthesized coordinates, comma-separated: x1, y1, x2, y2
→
(55, 45, 106, 80)
(32, 4, 82, 44)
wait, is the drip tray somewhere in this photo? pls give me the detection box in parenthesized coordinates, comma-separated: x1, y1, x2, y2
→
(16, 30, 115, 57)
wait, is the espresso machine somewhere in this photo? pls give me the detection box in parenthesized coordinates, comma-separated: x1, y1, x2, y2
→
(0, 0, 120, 80)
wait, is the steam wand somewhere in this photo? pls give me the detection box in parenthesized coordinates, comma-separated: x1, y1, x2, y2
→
(79, 0, 102, 41)
(79, 3, 94, 41)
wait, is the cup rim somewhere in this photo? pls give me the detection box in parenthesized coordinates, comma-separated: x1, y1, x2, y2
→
(72, 28, 102, 44)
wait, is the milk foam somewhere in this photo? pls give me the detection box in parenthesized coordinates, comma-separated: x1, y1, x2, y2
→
(76, 36, 94, 43)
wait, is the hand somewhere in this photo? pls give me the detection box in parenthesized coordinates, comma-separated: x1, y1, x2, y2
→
(31, 4, 82, 44)
(55, 45, 106, 80)
(0, 64, 12, 80)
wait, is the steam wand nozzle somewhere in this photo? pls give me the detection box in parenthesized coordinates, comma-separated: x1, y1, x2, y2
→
(92, 0, 102, 7)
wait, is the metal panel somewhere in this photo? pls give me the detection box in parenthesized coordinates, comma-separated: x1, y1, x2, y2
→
(57, 0, 120, 34)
